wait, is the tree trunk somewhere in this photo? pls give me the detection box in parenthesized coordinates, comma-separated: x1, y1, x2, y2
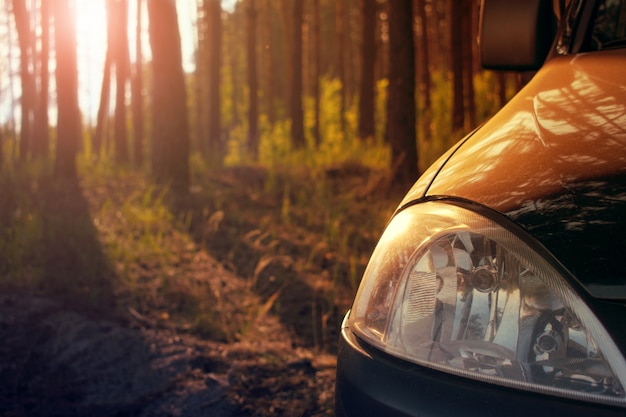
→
(263, 0, 276, 126)
(52, 0, 81, 179)
(290, 0, 305, 148)
(147, 0, 190, 192)
(12, 0, 35, 161)
(229, 17, 239, 132)
(132, 0, 144, 167)
(6, 0, 18, 162)
(280, 0, 292, 113)
(375, 1, 389, 83)
(0, 83, 3, 168)
(336, 0, 346, 135)
(34, 0, 50, 159)
(194, 0, 206, 156)
(247, 0, 259, 157)
(416, 0, 432, 142)
(206, 0, 223, 166)
(345, 0, 357, 109)
(358, 0, 376, 142)
(432, 0, 449, 71)
(93, 49, 112, 159)
(312, 0, 321, 147)
(450, 0, 464, 133)
(387, 0, 418, 186)
(461, 0, 476, 130)
(110, 0, 130, 165)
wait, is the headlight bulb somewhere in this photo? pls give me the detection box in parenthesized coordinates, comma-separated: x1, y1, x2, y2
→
(534, 329, 563, 355)
(470, 264, 499, 293)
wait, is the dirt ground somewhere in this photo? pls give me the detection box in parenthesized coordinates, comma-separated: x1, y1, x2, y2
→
(0, 265, 337, 417)
(0, 164, 399, 416)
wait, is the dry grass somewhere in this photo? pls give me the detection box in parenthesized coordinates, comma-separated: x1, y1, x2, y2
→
(0, 159, 400, 351)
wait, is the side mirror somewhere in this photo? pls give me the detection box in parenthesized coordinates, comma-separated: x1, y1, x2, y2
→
(479, 0, 556, 71)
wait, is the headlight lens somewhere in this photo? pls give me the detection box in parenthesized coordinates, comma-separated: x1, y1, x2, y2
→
(350, 201, 626, 407)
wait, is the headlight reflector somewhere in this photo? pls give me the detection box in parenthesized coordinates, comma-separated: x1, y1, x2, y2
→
(350, 201, 626, 406)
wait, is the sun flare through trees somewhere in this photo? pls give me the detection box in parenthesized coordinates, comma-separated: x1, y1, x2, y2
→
(0, 0, 517, 182)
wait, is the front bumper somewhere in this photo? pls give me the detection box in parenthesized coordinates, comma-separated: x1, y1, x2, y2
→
(335, 312, 624, 417)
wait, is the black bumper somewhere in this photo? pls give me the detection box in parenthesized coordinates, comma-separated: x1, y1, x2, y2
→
(335, 315, 625, 417)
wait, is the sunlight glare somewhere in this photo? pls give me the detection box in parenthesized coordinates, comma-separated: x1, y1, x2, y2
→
(72, 0, 206, 123)
(75, 0, 108, 123)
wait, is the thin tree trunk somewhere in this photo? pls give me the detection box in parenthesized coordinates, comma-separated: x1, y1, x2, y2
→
(336, 0, 346, 135)
(34, 0, 50, 159)
(0, 81, 3, 168)
(358, 0, 376, 142)
(434, 0, 449, 71)
(207, 0, 223, 166)
(461, 0, 476, 129)
(132, 0, 144, 166)
(347, 2, 357, 108)
(264, 0, 276, 126)
(53, 0, 81, 179)
(230, 28, 239, 132)
(375, 1, 388, 84)
(450, 0, 464, 133)
(247, 0, 258, 157)
(387, 0, 417, 186)
(194, 0, 206, 156)
(301, 0, 309, 101)
(290, 0, 305, 148)
(110, 0, 130, 165)
(280, 0, 292, 113)
(12, 0, 35, 161)
(312, 0, 321, 147)
(6, 0, 18, 162)
(416, 0, 432, 143)
(93, 49, 112, 158)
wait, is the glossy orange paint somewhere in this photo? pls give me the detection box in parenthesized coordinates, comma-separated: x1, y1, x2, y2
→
(402, 49, 626, 214)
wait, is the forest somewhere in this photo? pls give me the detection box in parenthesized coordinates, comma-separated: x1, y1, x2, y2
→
(0, 0, 524, 415)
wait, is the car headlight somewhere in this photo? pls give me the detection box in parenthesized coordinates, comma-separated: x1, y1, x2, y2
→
(350, 201, 626, 407)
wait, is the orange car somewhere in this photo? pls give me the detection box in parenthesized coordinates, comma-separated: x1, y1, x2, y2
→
(335, 1, 626, 416)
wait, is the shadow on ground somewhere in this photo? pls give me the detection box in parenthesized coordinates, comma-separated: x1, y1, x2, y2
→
(170, 166, 387, 354)
(0, 171, 334, 417)
(0, 174, 243, 416)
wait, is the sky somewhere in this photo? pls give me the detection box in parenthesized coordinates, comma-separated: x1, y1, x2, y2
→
(1, 0, 239, 126)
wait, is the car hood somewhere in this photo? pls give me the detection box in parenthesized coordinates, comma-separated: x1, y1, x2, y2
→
(402, 50, 626, 299)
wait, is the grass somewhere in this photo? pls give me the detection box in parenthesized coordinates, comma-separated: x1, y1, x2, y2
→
(184, 160, 399, 350)
(0, 151, 399, 350)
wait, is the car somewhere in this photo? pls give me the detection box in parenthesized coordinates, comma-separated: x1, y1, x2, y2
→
(334, 0, 626, 416)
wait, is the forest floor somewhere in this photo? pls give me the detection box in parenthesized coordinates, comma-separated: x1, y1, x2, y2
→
(0, 162, 403, 416)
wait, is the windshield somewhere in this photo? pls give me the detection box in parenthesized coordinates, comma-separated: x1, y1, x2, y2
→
(559, 0, 626, 53)
(589, 0, 626, 50)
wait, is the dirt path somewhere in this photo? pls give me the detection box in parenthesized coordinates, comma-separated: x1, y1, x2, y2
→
(0, 165, 397, 416)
